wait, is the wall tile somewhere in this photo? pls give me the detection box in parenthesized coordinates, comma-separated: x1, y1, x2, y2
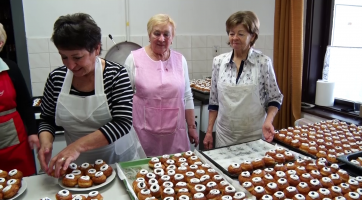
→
(48, 39, 58, 53)
(206, 60, 213, 73)
(193, 73, 204, 79)
(171, 36, 177, 49)
(192, 36, 207, 48)
(106, 35, 126, 50)
(28, 53, 50, 69)
(221, 35, 230, 48)
(142, 36, 149, 47)
(220, 47, 232, 54)
(130, 36, 143, 47)
(207, 35, 222, 48)
(31, 82, 46, 96)
(49, 53, 63, 67)
(177, 35, 191, 48)
(30, 67, 50, 83)
(188, 73, 193, 80)
(101, 36, 107, 51)
(264, 49, 274, 60)
(191, 48, 207, 60)
(177, 48, 191, 61)
(255, 35, 266, 49)
(100, 50, 108, 58)
(50, 66, 60, 72)
(187, 61, 192, 73)
(265, 35, 274, 50)
(192, 60, 207, 73)
(27, 38, 49, 53)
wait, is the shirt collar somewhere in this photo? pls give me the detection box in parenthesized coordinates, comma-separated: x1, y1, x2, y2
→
(227, 48, 256, 66)
(0, 58, 9, 72)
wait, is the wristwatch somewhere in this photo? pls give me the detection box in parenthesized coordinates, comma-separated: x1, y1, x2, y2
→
(188, 124, 197, 129)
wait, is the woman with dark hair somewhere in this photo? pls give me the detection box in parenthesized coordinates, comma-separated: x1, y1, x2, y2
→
(0, 23, 39, 176)
(203, 11, 283, 149)
(37, 13, 144, 177)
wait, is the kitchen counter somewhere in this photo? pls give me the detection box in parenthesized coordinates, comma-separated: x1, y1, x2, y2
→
(18, 173, 131, 200)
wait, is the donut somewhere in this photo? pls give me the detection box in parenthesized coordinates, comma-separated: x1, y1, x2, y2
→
(174, 174, 185, 184)
(265, 182, 278, 195)
(295, 159, 307, 167)
(293, 194, 306, 200)
(177, 188, 192, 199)
(147, 178, 158, 188)
(228, 163, 242, 175)
(291, 139, 301, 148)
(136, 169, 149, 179)
(296, 166, 307, 176)
(223, 185, 236, 197)
(160, 154, 171, 164)
(336, 170, 349, 182)
(206, 189, 222, 200)
(276, 133, 286, 142)
(310, 170, 323, 180)
(264, 168, 276, 176)
(233, 192, 246, 200)
(240, 161, 253, 171)
(189, 165, 199, 172)
(306, 163, 318, 172)
(253, 169, 266, 178)
(251, 177, 264, 187)
(356, 188, 362, 197)
(330, 186, 343, 198)
(183, 150, 194, 159)
(193, 192, 207, 200)
(62, 174, 77, 187)
(185, 172, 195, 182)
(318, 188, 332, 199)
(190, 184, 206, 196)
(154, 162, 165, 170)
(300, 173, 312, 183)
(71, 170, 83, 180)
(149, 184, 161, 198)
(79, 163, 92, 174)
(218, 181, 230, 193)
(187, 156, 201, 164)
(266, 150, 277, 158)
(154, 168, 165, 179)
(288, 174, 300, 187)
(138, 189, 153, 200)
(277, 178, 290, 190)
(55, 189, 72, 200)
(195, 169, 206, 179)
(320, 177, 334, 188)
(275, 154, 286, 163)
(100, 164, 113, 177)
(7, 178, 21, 188)
(297, 182, 310, 195)
(201, 164, 211, 171)
(7, 169, 23, 180)
(199, 175, 211, 185)
(157, 175, 170, 186)
(274, 164, 287, 172)
(252, 158, 265, 169)
(176, 158, 188, 167)
(263, 174, 275, 185)
(92, 171, 107, 185)
(306, 191, 320, 200)
(94, 159, 105, 171)
(316, 151, 328, 159)
(301, 143, 310, 152)
(71, 195, 86, 200)
(251, 186, 266, 199)
(275, 171, 287, 180)
(145, 172, 156, 182)
(241, 182, 254, 192)
(284, 152, 295, 162)
(187, 178, 200, 191)
(205, 181, 219, 194)
(344, 192, 360, 200)
(86, 169, 97, 179)
(284, 186, 299, 198)
(212, 175, 224, 184)
(309, 179, 322, 191)
(134, 181, 147, 195)
(165, 160, 176, 167)
(207, 169, 218, 178)
(347, 179, 359, 191)
(148, 157, 160, 169)
(320, 167, 332, 177)
(276, 147, 286, 154)
(161, 181, 174, 192)
(355, 176, 362, 187)
(133, 177, 146, 190)
(264, 155, 276, 167)
(273, 191, 285, 200)
(308, 147, 318, 155)
(66, 163, 78, 174)
(77, 176, 92, 188)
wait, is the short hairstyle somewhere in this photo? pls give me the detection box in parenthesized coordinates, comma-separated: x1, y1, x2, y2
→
(0, 23, 7, 52)
(226, 11, 260, 46)
(51, 13, 102, 54)
(147, 14, 176, 36)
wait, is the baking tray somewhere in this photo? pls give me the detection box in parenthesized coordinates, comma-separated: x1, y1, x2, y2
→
(191, 87, 210, 94)
(337, 151, 362, 175)
(198, 139, 284, 179)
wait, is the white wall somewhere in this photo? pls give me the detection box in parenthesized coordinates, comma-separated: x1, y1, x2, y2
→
(22, 0, 275, 96)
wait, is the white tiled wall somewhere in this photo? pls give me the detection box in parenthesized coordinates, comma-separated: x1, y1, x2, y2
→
(27, 34, 273, 95)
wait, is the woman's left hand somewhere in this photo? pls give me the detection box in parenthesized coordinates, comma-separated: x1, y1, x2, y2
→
(47, 142, 82, 178)
(262, 121, 275, 142)
(188, 129, 199, 147)
(28, 134, 40, 151)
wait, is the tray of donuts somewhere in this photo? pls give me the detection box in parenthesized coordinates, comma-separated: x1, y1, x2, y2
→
(40, 189, 104, 200)
(0, 169, 27, 200)
(57, 159, 116, 190)
(237, 155, 362, 200)
(118, 150, 255, 200)
(337, 151, 362, 175)
(273, 119, 362, 164)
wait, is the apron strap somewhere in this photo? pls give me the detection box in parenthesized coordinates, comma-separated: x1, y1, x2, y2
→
(0, 108, 16, 116)
(94, 57, 104, 95)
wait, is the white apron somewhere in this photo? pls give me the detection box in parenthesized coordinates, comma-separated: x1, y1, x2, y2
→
(215, 61, 266, 148)
(55, 57, 145, 164)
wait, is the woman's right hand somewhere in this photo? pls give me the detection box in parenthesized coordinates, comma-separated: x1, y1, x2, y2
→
(203, 132, 214, 150)
(37, 131, 54, 173)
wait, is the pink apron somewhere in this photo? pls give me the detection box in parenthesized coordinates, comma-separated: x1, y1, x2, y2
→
(132, 48, 190, 157)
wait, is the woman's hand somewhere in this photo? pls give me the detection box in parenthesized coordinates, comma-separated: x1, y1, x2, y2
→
(38, 141, 53, 173)
(188, 129, 199, 147)
(47, 142, 82, 178)
(262, 121, 275, 142)
(203, 132, 214, 150)
(28, 134, 40, 151)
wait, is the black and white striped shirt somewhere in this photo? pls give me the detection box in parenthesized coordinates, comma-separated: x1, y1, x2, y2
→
(38, 59, 133, 144)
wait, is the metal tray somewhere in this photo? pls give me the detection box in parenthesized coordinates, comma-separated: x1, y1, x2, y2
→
(191, 87, 210, 94)
(337, 151, 362, 175)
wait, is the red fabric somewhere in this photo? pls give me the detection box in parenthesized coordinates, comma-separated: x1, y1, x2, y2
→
(0, 71, 36, 176)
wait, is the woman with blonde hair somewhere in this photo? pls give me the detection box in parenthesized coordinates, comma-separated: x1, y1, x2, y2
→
(125, 14, 199, 157)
